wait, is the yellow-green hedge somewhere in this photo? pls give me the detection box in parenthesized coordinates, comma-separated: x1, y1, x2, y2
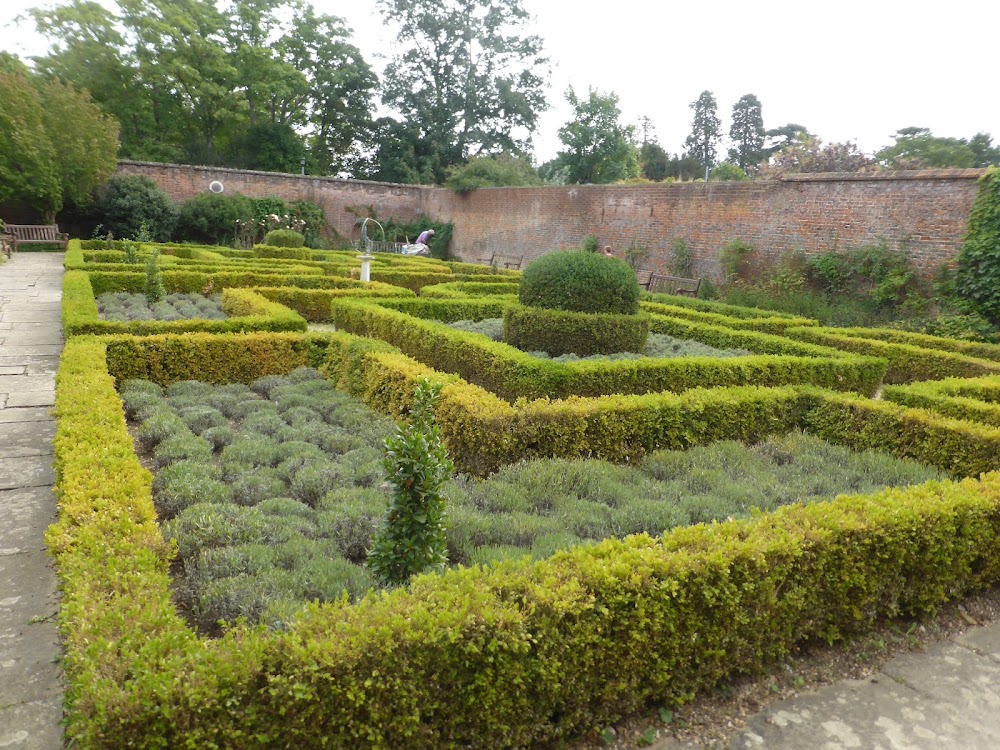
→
(641, 301, 817, 334)
(882, 376, 1000, 427)
(62, 271, 307, 336)
(249, 284, 416, 322)
(812, 326, 1000, 363)
(420, 280, 520, 299)
(53, 334, 1000, 748)
(503, 305, 650, 356)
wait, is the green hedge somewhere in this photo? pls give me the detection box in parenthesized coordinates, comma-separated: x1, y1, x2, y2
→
(882, 376, 1000, 427)
(641, 291, 804, 320)
(366, 296, 512, 323)
(641, 301, 817, 334)
(254, 243, 312, 261)
(87, 270, 381, 296)
(503, 305, 649, 356)
(785, 327, 1000, 384)
(249, 285, 416, 322)
(370, 269, 456, 292)
(52, 333, 1000, 749)
(62, 271, 307, 336)
(813, 326, 1000, 363)
(420, 281, 520, 299)
(443, 260, 519, 277)
(331, 299, 887, 401)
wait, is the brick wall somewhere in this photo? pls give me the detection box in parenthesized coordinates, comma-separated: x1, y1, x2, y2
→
(116, 161, 425, 245)
(116, 161, 984, 277)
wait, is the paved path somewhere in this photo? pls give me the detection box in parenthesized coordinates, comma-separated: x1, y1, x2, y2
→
(0, 253, 64, 750)
(655, 622, 1000, 750)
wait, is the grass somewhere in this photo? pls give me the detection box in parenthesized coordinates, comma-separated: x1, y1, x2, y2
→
(122, 372, 944, 635)
(97, 292, 226, 322)
(447, 318, 751, 361)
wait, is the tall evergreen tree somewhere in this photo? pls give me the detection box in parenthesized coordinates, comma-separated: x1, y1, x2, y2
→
(728, 94, 765, 173)
(683, 90, 721, 174)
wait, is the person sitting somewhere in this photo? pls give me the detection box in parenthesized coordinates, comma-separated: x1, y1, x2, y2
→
(603, 245, 614, 258)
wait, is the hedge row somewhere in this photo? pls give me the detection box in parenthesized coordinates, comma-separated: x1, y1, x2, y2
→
(785, 327, 1000, 384)
(87, 270, 380, 296)
(641, 301, 817, 334)
(882, 376, 1000, 427)
(365, 296, 512, 323)
(62, 271, 307, 336)
(420, 281, 520, 299)
(330, 299, 887, 400)
(253, 243, 312, 261)
(503, 305, 649, 357)
(443, 260, 519, 277)
(810, 326, 1000, 364)
(53, 332, 1000, 749)
(640, 291, 803, 320)
(249, 285, 416, 322)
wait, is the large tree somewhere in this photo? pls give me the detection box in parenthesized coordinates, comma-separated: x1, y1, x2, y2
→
(763, 123, 810, 159)
(728, 94, 765, 173)
(27, 0, 376, 174)
(683, 90, 721, 173)
(549, 87, 639, 184)
(764, 134, 874, 175)
(374, 0, 548, 184)
(875, 128, 980, 169)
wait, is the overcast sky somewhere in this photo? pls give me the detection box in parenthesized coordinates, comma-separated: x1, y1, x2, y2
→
(4, 0, 999, 164)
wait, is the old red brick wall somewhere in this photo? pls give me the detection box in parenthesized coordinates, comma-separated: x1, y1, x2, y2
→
(116, 161, 424, 244)
(117, 162, 983, 277)
(423, 169, 985, 278)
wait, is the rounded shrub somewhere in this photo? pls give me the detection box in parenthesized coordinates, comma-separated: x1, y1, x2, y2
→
(263, 229, 306, 248)
(95, 175, 177, 242)
(518, 251, 640, 315)
(175, 192, 254, 246)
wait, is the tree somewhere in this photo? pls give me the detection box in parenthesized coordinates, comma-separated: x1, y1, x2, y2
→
(0, 66, 61, 217)
(763, 134, 874, 175)
(969, 133, 1000, 168)
(684, 90, 721, 173)
(375, 0, 548, 184)
(446, 153, 541, 193)
(763, 123, 810, 158)
(728, 94, 765, 173)
(875, 128, 977, 169)
(550, 87, 639, 184)
(38, 78, 119, 209)
(640, 141, 670, 181)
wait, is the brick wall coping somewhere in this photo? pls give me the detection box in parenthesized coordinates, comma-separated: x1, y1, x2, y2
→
(116, 159, 422, 191)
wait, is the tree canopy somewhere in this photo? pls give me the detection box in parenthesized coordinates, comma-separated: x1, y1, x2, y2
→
(683, 90, 721, 173)
(548, 87, 639, 184)
(728, 94, 765, 173)
(875, 128, 998, 169)
(372, 0, 548, 184)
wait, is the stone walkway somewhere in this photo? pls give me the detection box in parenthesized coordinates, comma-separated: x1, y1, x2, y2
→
(0, 253, 64, 750)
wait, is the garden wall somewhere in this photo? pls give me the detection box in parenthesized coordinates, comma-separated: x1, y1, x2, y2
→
(115, 161, 984, 278)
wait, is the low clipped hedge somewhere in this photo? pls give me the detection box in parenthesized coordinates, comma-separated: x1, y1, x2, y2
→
(330, 299, 887, 400)
(53, 332, 1000, 748)
(249, 285, 416, 322)
(503, 305, 649, 356)
(641, 291, 805, 320)
(369, 269, 456, 292)
(641, 301, 817, 334)
(87, 270, 382, 297)
(882, 376, 1000, 427)
(420, 280, 520, 299)
(814, 326, 1000, 364)
(785, 326, 1000, 384)
(444, 260, 519, 277)
(62, 271, 307, 336)
(255, 243, 311, 261)
(365, 296, 512, 323)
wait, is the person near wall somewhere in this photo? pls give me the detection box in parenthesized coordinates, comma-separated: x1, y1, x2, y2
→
(603, 245, 614, 258)
(403, 228, 435, 256)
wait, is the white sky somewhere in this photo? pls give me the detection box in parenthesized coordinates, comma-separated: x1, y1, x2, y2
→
(4, 0, 999, 164)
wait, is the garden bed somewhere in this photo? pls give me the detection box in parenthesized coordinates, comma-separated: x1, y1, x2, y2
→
(97, 292, 226, 322)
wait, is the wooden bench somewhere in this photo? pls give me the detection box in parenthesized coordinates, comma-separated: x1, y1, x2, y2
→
(496, 254, 523, 270)
(635, 268, 654, 290)
(647, 273, 702, 297)
(4, 224, 69, 253)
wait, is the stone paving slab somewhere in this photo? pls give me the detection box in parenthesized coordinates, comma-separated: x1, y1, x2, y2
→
(3, 393, 56, 409)
(0, 408, 53, 424)
(0, 422, 55, 458)
(0, 346, 62, 357)
(0, 376, 56, 393)
(0, 699, 63, 750)
(0, 445, 54, 492)
(0, 334, 64, 347)
(0, 314, 61, 324)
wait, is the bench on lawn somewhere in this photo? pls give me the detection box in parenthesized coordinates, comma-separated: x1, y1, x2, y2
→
(647, 273, 702, 297)
(476, 252, 524, 270)
(4, 224, 69, 253)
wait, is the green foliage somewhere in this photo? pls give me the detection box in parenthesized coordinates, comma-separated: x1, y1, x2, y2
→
(372, 0, 547, 184)
(0, 67, 61, 216)
(144, 250, 165, 305)
(551, 87, 640, 184)
(288, 200, 327, 249)
(875, 128, 978, 169)
(684, 90, 721, 172)
(710, 162, 749, 181)
(728, 94, 765, 172)
(719, 239, 755, 282)
(805, 241, 920, 308)
(764, 134, 874, 175)
(503, 306, 649, 357)
(380, 215, 454, 260)
(175, 193, 253, 246)
(446, 153, 542, 194)
(580, 234, 599, 253)
(96, 175, 177, 242)
(669, 238, 693, 277)
(368, 379, 453, 586)
(955, 169, 1000, 323)
(519, 251, 641, 314)
(263, 229, 306, 248)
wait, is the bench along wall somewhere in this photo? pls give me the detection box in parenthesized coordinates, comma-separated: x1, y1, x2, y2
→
(116, 161, 984, 278)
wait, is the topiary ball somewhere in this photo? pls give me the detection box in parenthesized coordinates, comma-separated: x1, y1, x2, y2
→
(263, 229, 306, 248)
(518, 251, 640, 314)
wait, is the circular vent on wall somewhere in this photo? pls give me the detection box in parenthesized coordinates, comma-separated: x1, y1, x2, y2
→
(209, 180, 224, 194)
